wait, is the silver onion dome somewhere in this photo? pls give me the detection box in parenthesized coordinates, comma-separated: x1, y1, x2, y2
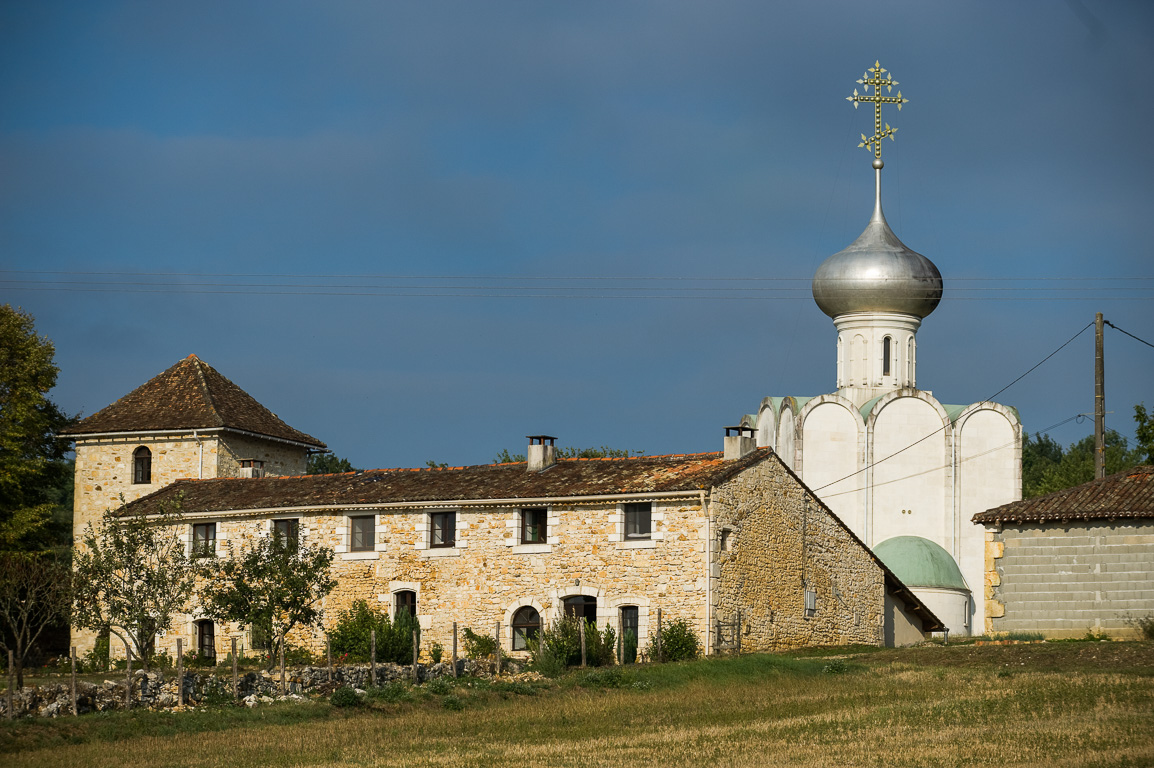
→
(812, 170, 942, 319)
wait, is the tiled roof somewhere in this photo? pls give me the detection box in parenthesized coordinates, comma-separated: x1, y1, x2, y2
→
(120, 450, 771, 516)
(61, 355, 325, 448)
(972, 465, 1154, 525)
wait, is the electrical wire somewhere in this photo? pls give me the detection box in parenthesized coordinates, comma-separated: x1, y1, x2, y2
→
(1105, 320, 1154, 350)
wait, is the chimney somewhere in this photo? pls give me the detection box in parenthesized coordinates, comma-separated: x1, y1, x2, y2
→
(527, 435, 557, 472)
(723, 426, 756, 460)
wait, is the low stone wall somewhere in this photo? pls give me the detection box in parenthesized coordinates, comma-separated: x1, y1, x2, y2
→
(0, 660, 501, 720)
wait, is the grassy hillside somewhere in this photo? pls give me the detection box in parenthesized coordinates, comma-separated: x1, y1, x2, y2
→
(3, 640, 1152, 767)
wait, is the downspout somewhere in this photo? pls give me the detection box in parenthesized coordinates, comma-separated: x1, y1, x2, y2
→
(702, 489, 711, 656)
(193, 430, 203, 479)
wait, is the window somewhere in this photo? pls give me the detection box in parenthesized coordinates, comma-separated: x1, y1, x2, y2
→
(273, 518, 299, 548)
(620, 606, 639, 664)
(133, 447, 152, 484)
(882, 336, 892, 377)
(563, 595, 597, 623)
(720, 527, 733, 552)
(520, 507, 547, 544)
(624, 502, 651, 540)
(192, 522, 216, 557)
(512, 606, 541, 651)
(804, 588, 817, 619)
(349, 515, 374, 552)
(430, 511, 456, 548)
(195, 619, 215, 660)
(395, 590, 417, 618)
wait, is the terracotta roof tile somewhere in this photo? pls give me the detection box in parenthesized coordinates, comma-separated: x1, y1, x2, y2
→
(61, 354, 325, 448)
(972, 465, 1154, 525)
(121, 450, 770, 515)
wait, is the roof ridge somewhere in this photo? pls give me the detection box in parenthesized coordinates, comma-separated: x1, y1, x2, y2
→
(189, 357, 225, 428)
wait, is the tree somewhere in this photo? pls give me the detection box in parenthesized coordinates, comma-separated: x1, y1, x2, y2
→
(0, 305, 75, 553)
(307, 453, 356, 474)
(1134, 403, 1154, 465)
(493, 445, 644, 464)
(1024, 429, 1139, 499)
(201, 534, 336, 668)
(72, 496, 201, 670)
(0, 553, 71, 687)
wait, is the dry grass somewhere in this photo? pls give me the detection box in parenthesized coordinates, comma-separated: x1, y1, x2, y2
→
(3, 642, 1152, 767)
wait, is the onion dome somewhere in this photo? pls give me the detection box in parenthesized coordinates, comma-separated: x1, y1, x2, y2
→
(812, 171, 942, 319)
(873, 536, 968, 591)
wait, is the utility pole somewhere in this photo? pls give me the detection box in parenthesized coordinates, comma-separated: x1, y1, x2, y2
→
(1095, 312, 1105, 480)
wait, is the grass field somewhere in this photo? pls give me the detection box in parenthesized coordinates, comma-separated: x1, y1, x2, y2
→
(2, 640, 1151, 767)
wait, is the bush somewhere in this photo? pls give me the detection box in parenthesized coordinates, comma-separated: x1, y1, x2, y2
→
(365, 681, 412, 704)
(1124, 614, 1154, 641)
(328, 600, 419, 664)
(426, 677, 452, 695)
(529, 616, 617, 671)
(462, 627, 499, 660)
(330, 686, 360, 707)
(646, 618, 700, 662)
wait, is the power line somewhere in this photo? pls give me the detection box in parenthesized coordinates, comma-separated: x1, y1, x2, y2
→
(1105, 320, 1154, 350)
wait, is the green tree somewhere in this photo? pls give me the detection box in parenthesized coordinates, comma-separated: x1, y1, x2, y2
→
(1025, 429, 1138, 498)
(327, 599, 417, 665)
(0, 305, 75, 553)
(0, 552, 71, 687)
(1022, 431, 1066, 499)
(72, 496, 201, 670)
(307, 453, 356, 474)
(1134, 403, 1154, 465)
(201, 535, 336, 669)
(493, 445, 644, 464)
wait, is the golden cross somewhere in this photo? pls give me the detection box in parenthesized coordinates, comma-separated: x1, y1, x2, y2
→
(846, 61, 908, 159)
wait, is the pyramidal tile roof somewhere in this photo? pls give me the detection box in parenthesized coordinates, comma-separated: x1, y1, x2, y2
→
(972, 465, 1154, 524)
(61, 354, 326, 448)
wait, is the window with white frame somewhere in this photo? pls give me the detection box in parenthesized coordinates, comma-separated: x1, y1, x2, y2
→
(273, 518, 299, 548)
(349, 515, 375, 552)
(191, 522, 216, 557)
(133, 446, 152, 484)
(520, 507, 547, 544)
(430, 510, 456, 548)
(624, 502, 651, 540)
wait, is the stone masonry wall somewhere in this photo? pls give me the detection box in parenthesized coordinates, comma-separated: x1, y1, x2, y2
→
(216, 434, 309, 479)
(152, 496, 710, 663)
(712, 456, 885, 650)
(984, 521, 1154, 637)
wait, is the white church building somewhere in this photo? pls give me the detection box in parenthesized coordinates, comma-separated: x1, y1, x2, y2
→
(738, 63, 1022, 636)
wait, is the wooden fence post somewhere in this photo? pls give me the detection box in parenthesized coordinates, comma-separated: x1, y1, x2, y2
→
(411, 630, 419, 683)
(736, 610, 742, 655)
(71, 646, 78, 716)
(494, 622, 501, 676)
(617, 614, 623, 665)
(370, 629, 377, 688)
(451, 621, 458, 679)
(279, 636, 286, 695)
(327, 638, 332, 684)
(124, 641, 132, 710)
(6, 649, 13, 720)
(656, 608, 663, 663)
(176, 638, 183, 707)
(579, 620, 586, 668)
(232, 637, 238, 701)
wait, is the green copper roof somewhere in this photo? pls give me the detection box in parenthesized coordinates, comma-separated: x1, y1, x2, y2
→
(873, 536, 969, 591)
(943, 404, 967, 424)
(860, 394, 885, 420)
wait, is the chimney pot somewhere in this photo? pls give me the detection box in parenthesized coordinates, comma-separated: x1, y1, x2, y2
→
(723, 426, 756, 460)
(527, 435, 558, 472)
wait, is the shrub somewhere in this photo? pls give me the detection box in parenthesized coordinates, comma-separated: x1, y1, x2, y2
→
(529, 616, 616, 671)
(426, 677, 452, 695)
(646, 618, 700, 662)
(328, 600, 419, 664)
(823, 660, 849, 674)
(442, 693, 464, 711)
(430, 642, 444, 663)
(462, 627, 499, 660)
(330, 686, 360, 707)
(1124, 614, 1154, 641)
(365, 681, 412, 704)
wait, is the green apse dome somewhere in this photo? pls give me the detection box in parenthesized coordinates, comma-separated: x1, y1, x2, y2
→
(873, 536, 969, 591)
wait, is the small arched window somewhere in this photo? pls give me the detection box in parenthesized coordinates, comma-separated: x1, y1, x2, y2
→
(882, 336, 892, 377)
(512, 606, 541, 650)
(563, 595, 597, 623)
(395, 590, 417, 618)
(133, 447, 152, 484)
(195, 619, 215, 660)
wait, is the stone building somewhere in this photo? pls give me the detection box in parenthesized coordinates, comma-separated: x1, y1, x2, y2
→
(973, 464, 1154, 637)
(60, 354, 327, 651)
(736, 145, 1020, 637)
(64, 358, 941, 660)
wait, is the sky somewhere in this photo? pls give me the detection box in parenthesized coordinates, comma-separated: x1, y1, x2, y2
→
(2, 1, 1152, 470)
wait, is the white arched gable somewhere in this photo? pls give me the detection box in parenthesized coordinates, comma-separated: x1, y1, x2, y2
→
(866, 390, 952, 550)
(777, 405, 798, 469)
(953, 402, 1021, 636)
(798, 394, 866, 536)
(757, 398, 777, 450)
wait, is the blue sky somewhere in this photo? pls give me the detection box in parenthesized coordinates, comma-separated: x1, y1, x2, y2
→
(2, 1, 1152, 469)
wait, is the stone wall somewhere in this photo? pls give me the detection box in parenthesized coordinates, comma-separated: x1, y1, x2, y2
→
(216, 433, 309, 479)
(983, 521, 1154, 637)
(154, 495, 710, 663)
(711, 456, 886, 651)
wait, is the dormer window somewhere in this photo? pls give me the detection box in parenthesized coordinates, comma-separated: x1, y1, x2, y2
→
(133, 447, 152, 484)
(240, 459, 264, 478)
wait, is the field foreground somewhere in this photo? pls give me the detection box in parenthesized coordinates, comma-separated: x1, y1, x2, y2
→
(2, 641, 1152, 767)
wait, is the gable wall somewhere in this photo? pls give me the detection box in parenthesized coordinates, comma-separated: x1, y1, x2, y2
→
(711, 456, 886, 651)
